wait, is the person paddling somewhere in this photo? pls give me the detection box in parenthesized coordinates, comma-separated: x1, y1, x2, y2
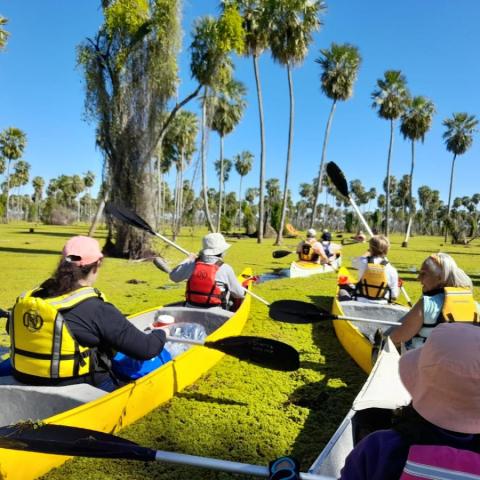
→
(169, 233, 245, 310)
(320, 230, 342, 264)
(340, 323, 480, 479)
(296, 229, 330, 265)
(8, 236, 167, 392)
(389, 252, 478, 348)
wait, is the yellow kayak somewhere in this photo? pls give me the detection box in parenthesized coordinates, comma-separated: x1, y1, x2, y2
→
(0, 268, 253, 480)
(332, 266, 409, 373)
(289, 258, 341, 278)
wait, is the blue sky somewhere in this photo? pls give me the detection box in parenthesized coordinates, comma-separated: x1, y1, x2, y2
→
(1, 0, 479, 205)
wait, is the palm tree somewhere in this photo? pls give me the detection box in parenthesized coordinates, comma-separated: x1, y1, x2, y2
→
(234, 150, 254, 228)
(442, 112, 478, 241)
(32, 176, 45, 222)
(209, 79, 247, 231)
(267, 0, 325, 245)
(234, 0, 269, 243)
(83, 171, 95, 220)
(214, 158, 233, 226)
(0, 16, 9, 51)
(310, 42, 361, 227)
(371, 70, 410, 236)
(0, 127, 27, 222)
(400, 96, 435, 246)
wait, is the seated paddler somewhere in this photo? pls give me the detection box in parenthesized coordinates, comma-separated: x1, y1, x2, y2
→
(389, 252, 478, 348)
(8, 236, 167, 392)
(320, 230, 342, 264)
(169, 232, 245, 310)
(296, 228, 330, 264)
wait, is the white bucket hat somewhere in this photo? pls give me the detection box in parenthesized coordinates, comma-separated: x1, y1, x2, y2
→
(201, 233, 231, 256)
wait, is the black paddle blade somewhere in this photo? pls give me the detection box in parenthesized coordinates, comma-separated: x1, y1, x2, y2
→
(269, 300, 332, 324)
(272, 250, 293, 259)
(206, 336, 300, 372)
(326, 162, 349, 198)
(0, 423, 156, 461)
(105, 203, 155, 236)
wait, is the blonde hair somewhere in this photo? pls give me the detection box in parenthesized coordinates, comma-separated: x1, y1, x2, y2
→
(424, 253, 473, 289)
(369, 235, 390, 257)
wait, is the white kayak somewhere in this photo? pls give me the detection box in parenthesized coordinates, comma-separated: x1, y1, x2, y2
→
(290, 257, 342, 278)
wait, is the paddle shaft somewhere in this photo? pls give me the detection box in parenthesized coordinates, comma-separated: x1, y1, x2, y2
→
(153, 449, 332, 480)
(348, 197, 373, 237)
(335, 314, 400, 327)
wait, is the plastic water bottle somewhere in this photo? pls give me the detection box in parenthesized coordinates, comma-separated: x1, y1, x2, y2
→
(165, 322, 207, 358)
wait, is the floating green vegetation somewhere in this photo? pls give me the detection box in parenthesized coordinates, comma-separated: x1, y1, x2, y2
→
(0, 224, 478, 479)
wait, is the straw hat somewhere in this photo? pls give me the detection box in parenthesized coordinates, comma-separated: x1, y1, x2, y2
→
(200, 233, 231, 256)
(399, 323, 480, 433)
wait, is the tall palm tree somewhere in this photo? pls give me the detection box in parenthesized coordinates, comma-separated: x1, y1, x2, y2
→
(32, 176, 45, 222)
(267, 0, 325, 245)
(371, 70, 410, 236)
(209, 79, 246, 231)
(442, 112, 478, 242)
(310, 42, 361, 228)
(0, 127, 27, 222)
(400, 95, 435, 246)
(214, 158, 233, 226)
(234, 0, 269, 243)
(234, 150, 254, 228)
(0, 16, 9, 51)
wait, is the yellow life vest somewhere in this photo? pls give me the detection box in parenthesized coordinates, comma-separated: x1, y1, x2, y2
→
(441, 287, 478, 323)
(356, 257, 392, 301)
(10, 287, 106, 379)
(299, 241, 318, 262)
(414, 288, 478, 346)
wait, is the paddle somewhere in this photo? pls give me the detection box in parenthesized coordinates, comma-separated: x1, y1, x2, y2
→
(164, 334, 300, 372)
(326, 162, 413, 307)
(269, 300, 401, 328)
(272, 249, 293, 259)
(105, 203, 270, 306)
(0, 423, 332, 480)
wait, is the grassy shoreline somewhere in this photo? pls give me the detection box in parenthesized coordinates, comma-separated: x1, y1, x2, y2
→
(1, 223, 479, 479)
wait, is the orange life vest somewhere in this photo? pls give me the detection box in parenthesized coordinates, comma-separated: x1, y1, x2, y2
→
(186, 261, 227, 308)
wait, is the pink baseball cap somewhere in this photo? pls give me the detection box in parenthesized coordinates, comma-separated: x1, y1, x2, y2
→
(399, 323, 480, 433)
(62, 236, 104, 266)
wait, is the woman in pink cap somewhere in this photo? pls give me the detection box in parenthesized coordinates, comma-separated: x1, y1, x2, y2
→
(8, 235, 167, 391)
(340, 323, 480, 479)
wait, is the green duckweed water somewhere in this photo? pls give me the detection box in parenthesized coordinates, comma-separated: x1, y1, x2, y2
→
(0, 224, 479, 479)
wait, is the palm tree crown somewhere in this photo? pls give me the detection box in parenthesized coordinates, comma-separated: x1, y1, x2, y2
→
(316, 42, 361, 101)
(234, 151, 254, 177)
(267, 0, 325, 67)
(442, 112, 478, 155)
(372, 70, 410, 120)
(400, 96, 435, 142)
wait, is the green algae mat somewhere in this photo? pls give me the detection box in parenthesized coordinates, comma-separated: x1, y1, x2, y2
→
(1, 224, 479, 479)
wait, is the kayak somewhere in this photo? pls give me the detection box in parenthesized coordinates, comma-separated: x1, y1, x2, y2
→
(308, 337, 411, 478)
(332, 266, 409, 373)
(0, 268, 253, 480)
(289, 257, 341, 279)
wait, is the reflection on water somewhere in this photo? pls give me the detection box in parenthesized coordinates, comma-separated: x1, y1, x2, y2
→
(256, 268, 290, 283)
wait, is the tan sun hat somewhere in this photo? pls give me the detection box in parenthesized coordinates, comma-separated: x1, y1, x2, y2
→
(399, 322, 480, 433)
(307, 228, 317, 238)
(200, 233, 231, 256)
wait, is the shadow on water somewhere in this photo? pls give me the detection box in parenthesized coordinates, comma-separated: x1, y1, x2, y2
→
(288, 294, 366, 468)
(176, 391, 248, 407)
(256, 268, 290, 283)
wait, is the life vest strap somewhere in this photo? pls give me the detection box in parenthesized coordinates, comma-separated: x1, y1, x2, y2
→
(13, 346, 91, 362)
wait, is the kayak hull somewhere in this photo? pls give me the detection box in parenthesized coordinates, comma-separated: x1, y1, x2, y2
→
(0, 268, 253, 480)
(289, 258, 340, 278)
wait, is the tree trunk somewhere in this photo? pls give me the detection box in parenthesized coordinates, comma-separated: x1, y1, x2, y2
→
(385, 119, 395, 236)
(402, 140, 415, 247)
(4, 159, 11, 222)
(237, 175, 243, 230)
(172, 167, 180, 240)
(217, 135, 224, 232)
(88, 192, 108, 237)
(275, 64, 295, 246)
(201, 88, 215, 232)
(310, 99, 337, 228)
(444, 154, 457, 243)
(254, 54, 266, 244)
(178, 153, 184, 237)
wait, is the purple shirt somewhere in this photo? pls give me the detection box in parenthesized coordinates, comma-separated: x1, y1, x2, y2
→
(340, 428, 477, 480)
